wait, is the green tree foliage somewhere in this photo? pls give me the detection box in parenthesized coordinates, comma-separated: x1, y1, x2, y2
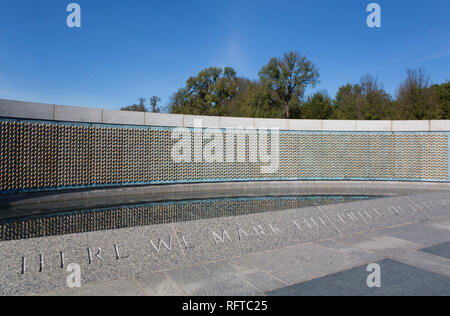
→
(121, 97, 149, 112)
(169, 67, 240, 116)
(431, 82, 450, 119)
(360, 74, 393, 119)
(334, 83, 365, 119)
(302, 91, 334, 119)
(121, 53, 447, 120)
(259, 51, 319, 119)
(396, 69, 439, 119)
(227, 79, 284, 118)
(334, 74, 392, 120)
(149, 96, 161, 113)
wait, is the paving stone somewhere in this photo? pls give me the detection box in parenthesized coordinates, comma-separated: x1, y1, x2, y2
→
(387, 248, 450, 278)
(420, 241, 450, 260)
(379, 222, 450, 247)
(337, 233, 422, 253)
(50, 278, 145, 296)
(166, 261, 261, 296)
(133, 271, 187, 296)
(225, 257, 287, 292)
(316, 239, 383, 262)
(267, 259, 450, 296)
(242, 243, 370, 285)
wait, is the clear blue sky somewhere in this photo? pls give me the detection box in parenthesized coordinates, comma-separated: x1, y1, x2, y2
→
(0, 0, 449, 111)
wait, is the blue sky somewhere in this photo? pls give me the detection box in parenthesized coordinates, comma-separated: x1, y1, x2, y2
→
(0, 0, 449, 111)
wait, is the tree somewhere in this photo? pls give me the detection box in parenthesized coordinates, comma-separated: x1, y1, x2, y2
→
(302, 91, 334, 119)
(149, 96, 161, 113)
(359, 74, 393, 119)
(334, 74, 392, 120)
(431, 82, 450, 119)
(334, 83, 365, 119)
(169, 67, 240, 116)
(164, 59, 448, 120)
(121, 97, 149, 112)
(259, 51, 319, 119)
(396, 69, 439, 119)
(228, 79, 284, 118)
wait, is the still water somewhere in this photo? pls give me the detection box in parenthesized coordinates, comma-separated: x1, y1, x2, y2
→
(0, 195, 382, 241)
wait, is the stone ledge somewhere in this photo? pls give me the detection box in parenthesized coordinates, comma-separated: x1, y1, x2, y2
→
(145, 112, 183, 127)
(322, 120, 357, 131)
(219, 116, 255, 129)
(54, 105, 102, 123)
(356, 120, 392, 132)
(1, 99, 449, 131)
(0, 99, 54, 121)
(392, 120, 430, 132)
(103, 109, 145, 125)
(183, 115, 220, 128)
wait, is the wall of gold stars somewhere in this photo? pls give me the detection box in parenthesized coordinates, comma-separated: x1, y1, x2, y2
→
(0, 118, 448, 194)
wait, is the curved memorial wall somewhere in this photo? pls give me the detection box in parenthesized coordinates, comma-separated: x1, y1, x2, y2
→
(1, 99, 449, 194)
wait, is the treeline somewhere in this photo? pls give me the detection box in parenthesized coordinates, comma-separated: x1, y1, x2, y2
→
(122, 51, 449, 120)
(121, 96, 161, 113)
